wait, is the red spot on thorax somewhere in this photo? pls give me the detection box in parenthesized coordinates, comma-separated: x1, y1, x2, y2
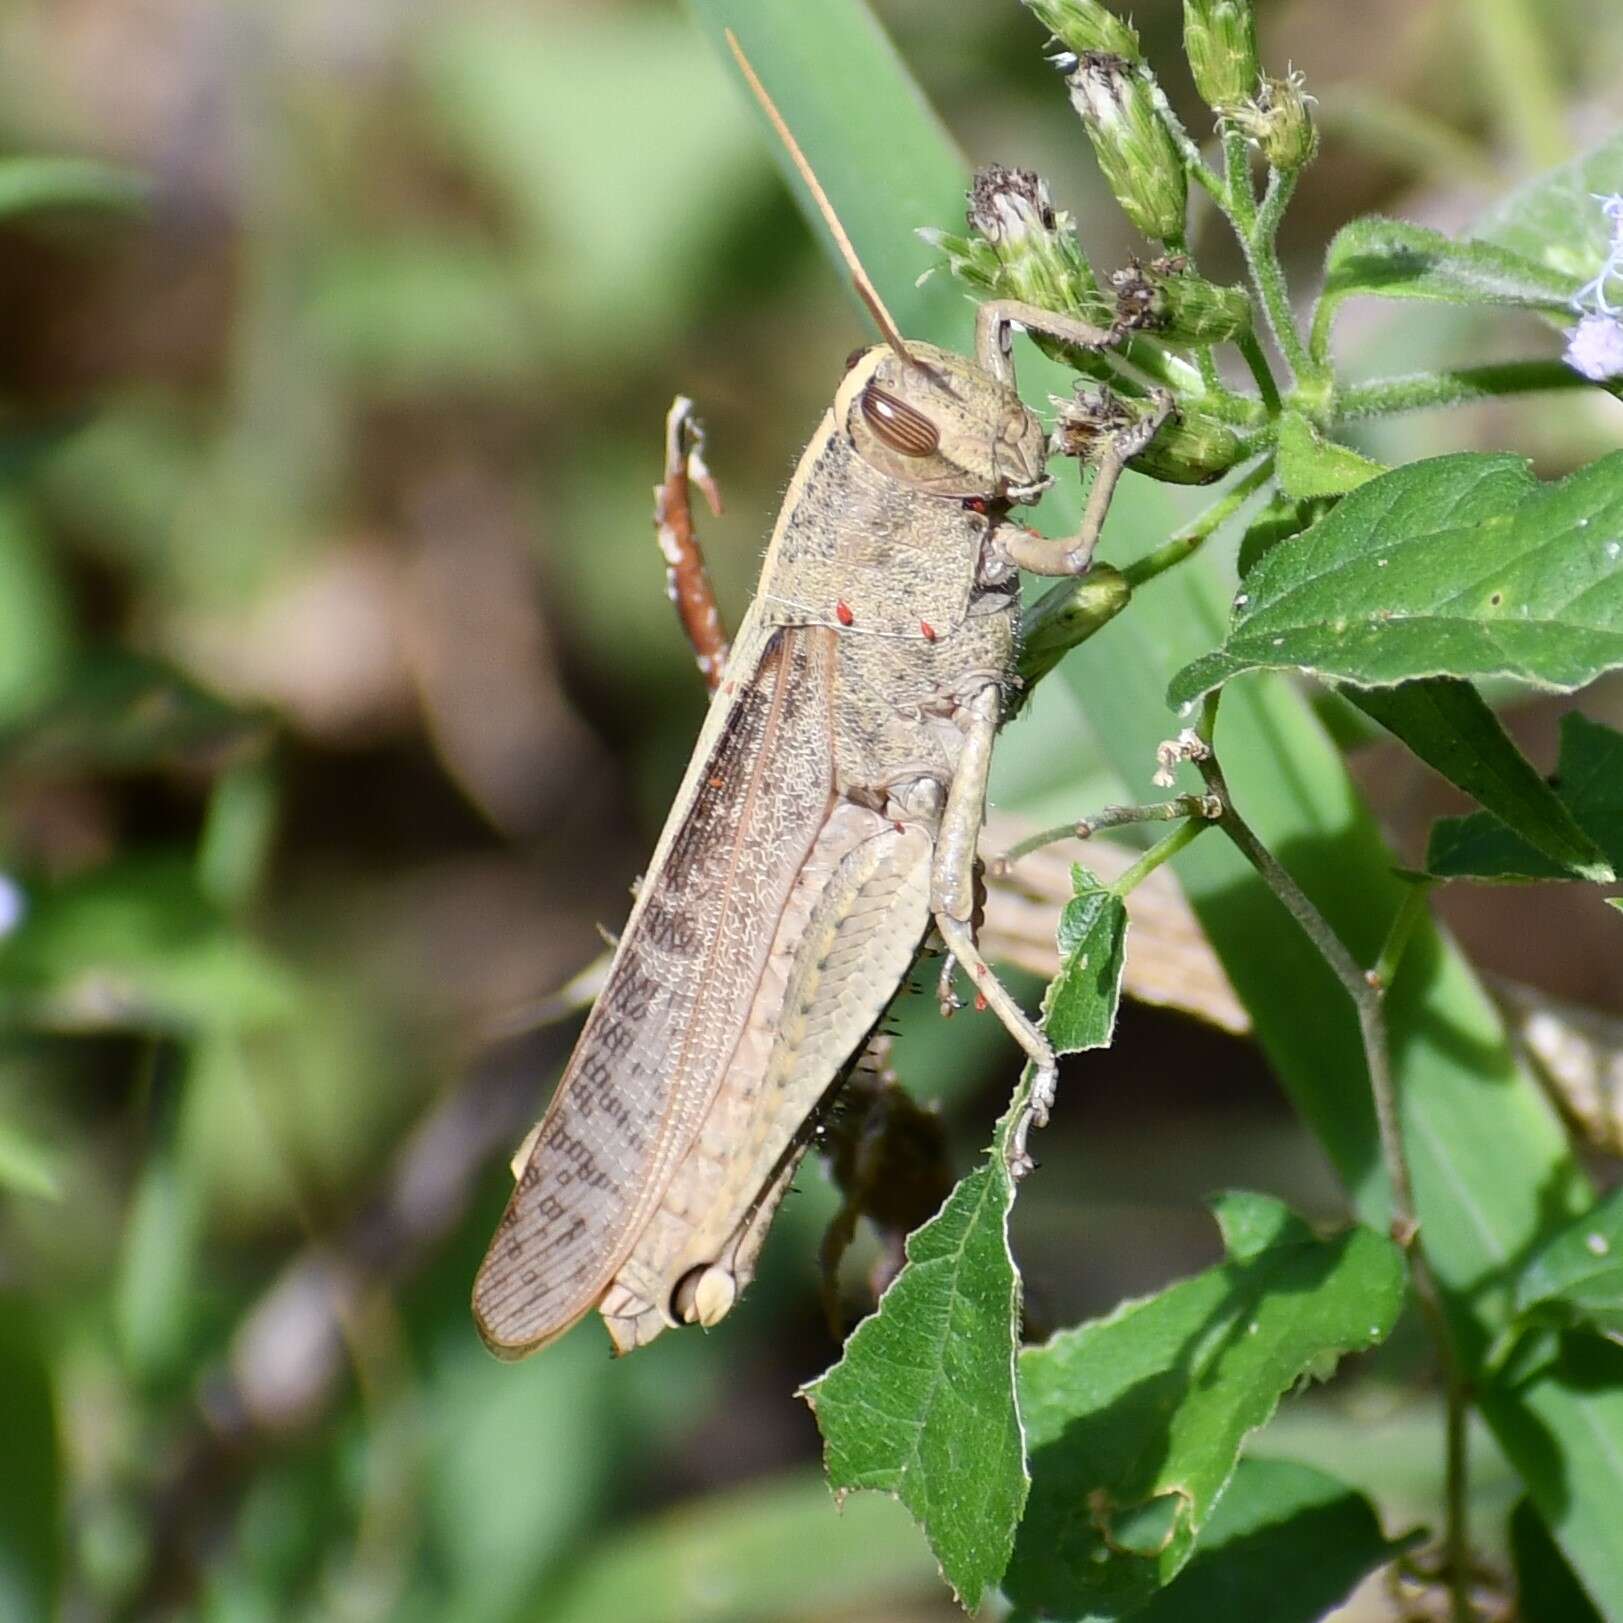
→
(835, 600, 854, 626)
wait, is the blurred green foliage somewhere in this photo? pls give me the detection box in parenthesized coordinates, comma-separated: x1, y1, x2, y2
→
(0, 1, 1620, 1619)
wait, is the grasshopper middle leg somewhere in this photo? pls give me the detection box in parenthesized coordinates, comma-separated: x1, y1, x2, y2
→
(929, 682, 1057, 1177)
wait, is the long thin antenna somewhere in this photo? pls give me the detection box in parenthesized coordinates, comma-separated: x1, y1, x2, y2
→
(724, 28, 917, 366)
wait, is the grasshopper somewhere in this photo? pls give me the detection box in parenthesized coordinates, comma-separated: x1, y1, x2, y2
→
(472, 33, 1163, 1358)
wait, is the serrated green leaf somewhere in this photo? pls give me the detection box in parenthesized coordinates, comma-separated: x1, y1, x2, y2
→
(1004, 1193, 1405, 1620)
(1045, 868, 1127, 1051)
(1312, 216, 1578, 356)
(1236, 493, 1328, 579)
(800, 1128, 1025, 1609)
(1275, 412, 1386, 500)
(1476, 132, 1623, 285)
(802, 864, 1128, 1607)
(0, 155, 149, 219)
(1511, 1496, 1605, 1623)
(1168, 452, 1623, 708)
(1349, 683, 1612, 882)
(1514, 1186, 1623, 1345)
(1133, 1457, 1419, 1623)
(1427, 713, 1623, 883)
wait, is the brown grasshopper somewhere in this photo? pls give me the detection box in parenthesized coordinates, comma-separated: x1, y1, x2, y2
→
(472, 33, 1164, 1358)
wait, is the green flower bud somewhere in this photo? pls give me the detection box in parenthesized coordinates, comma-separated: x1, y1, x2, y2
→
(1233, 72, 1317, 171)
(1055, 388, 1241, 485)
(1022, 0, 1139, 61)
(1064, 54, 1188, 243)
(965, 164, 1103, 319)
(1182, 0, 1259, 113)
(1112, 254, 1252, 345)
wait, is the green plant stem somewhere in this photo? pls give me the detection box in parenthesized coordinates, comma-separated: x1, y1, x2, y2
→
(1107, 816, 1212, 898)
(1222, 130, 1321, 395)
(1121, 458, 1275, 588)
(1337, 360, 1622, 420)
(992, 794, 1220, 871)
(1194, 731, 1473, 1623)
(1236, 330, 1282, 413)
(1370, 880, 1435, 993)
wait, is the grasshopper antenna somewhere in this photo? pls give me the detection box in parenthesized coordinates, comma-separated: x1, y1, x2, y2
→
(724, 28, 919, 368)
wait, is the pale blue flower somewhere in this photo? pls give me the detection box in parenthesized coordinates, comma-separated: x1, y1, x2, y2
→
(1564, 193, 1623, 381)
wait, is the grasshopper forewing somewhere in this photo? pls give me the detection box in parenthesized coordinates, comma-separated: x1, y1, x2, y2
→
(472, 32, 1133, 1358)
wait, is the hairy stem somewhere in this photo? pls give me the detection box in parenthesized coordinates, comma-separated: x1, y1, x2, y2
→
(1194, 713, 1473, 1621)
(1338, 360, 1623, 419)
(991, 794, 1221, 872)
(1222, 129, 1321, 394)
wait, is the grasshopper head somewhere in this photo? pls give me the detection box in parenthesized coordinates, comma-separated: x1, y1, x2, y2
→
(841, 343, 1049, 503)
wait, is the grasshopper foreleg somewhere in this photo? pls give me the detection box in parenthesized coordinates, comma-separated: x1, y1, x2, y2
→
(994, 389, 1176, 579)
(655, 395, 730, 691)
(930, 683, 1058, 1177)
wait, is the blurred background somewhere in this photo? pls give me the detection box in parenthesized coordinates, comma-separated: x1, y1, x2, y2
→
(0, 1, 1619, 1618)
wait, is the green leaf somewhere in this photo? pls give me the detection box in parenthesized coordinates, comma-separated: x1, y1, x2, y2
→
(1045, 868, 1127, 1051)
(1426, 713, 1623, 883)
(802, 867, 1127, 1607)
(1004, 1193, 1405, 1620)
(0, 1299, 60, 1619)
(1514, 1186, 1623, 1345)
(0, 155, 149, 219)
(1312, 216, 1578, 356)
(1511, 1497, 1605, 1623)
(1133, 1457, 1419, 1623)
(800, 1122, 1025, 1609)
(1236, 493, 1328, 579)
(1476, 131, 1623, 286)
(1275, 412, 1386, 501)
(1348, 683, 1613, 882)
(1168, 452, 1623, 708)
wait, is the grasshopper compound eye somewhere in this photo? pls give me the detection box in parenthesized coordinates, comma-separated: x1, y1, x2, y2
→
(860, 383, 941, 457)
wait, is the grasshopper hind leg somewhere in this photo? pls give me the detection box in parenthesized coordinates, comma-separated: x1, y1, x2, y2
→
(925, 682, 1059, 1176)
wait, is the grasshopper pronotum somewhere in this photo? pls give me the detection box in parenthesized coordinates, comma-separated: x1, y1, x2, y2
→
(472, 32, 1161, 1358)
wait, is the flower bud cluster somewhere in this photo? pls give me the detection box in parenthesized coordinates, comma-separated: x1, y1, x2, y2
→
(920, 167, 1111, 331)
(1055, 386, 1241, 485)
(1112, 255, 1252, 346)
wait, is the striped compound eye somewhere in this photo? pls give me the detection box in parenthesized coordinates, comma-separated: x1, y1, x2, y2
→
(859, 383, 941, 457)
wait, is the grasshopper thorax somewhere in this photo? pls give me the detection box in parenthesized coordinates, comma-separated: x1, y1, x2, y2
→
(838, 342, 1049, 504)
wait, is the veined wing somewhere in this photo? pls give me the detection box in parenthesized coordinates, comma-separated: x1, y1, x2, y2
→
(472, 625, 837, 1356)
